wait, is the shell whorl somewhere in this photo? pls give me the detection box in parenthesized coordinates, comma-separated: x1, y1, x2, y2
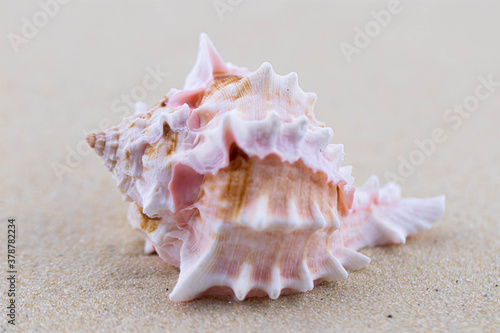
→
(87, 33, 445, 302)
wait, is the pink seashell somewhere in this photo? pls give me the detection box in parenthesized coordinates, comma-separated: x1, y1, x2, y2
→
(87, 33, 445, 302)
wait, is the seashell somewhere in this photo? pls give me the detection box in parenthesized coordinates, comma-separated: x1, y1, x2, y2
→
(87, 33, 445, 302)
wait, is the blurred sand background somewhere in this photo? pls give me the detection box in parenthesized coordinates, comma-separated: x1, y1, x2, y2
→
(1, 0, 499, 331)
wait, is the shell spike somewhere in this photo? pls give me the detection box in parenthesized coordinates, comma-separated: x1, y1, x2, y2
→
(284, 71, 299, 86)
(266, 267, 282, 299)
(298, 261, 315, 291)
(183, 33, 228, 91)
(233, 263, 252, 301)
(336, 247, 371, 271)
(323, 253, 349, 281)
(168, 248, 215, 302)
(255, 62, 274, 77)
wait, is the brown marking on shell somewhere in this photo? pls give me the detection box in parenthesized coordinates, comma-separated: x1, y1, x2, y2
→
(86, 132, 106, 156)
(222, 144, 252, 217)
(192, 66, 319, 127)
(201, 145, 340, 226)
(130, 111, 155, 126)
(86, 133, 97, 148)
(168, 134, 178, 156)
(146, 96, 169, 113)
(144, 122, 178, 160)
(162, 121, 170, 138)
(134, 203, 161, 233)
(160, 97, 168, 107)
(336, 186, 351, 216)
(86, 129, 120, 171)
(196, 74, 251, 107)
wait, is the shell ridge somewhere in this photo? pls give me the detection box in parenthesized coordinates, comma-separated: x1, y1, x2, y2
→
(182, 110, 352, 187)
(334, 247, 371, 272)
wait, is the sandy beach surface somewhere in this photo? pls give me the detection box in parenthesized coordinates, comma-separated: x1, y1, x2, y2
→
(1, 1, 499, 331)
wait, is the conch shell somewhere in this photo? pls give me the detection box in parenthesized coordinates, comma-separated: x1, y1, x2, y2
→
(87, 34, 445, 302)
